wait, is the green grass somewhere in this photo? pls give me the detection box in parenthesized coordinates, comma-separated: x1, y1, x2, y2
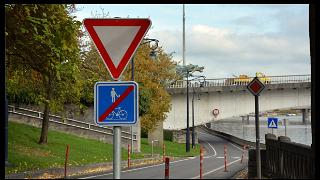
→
(140, 138, 200, 157)
(6, 121, 200, 174)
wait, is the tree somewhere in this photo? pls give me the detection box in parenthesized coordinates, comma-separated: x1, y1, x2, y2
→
(79, 37, 179, 132)
(5, 4, 82, 144)
(126, 44, 179, 131)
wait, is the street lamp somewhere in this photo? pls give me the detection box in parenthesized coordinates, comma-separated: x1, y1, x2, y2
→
(185, 65, 204, 152)
(143, 39, 159, 61)
(191, 75, 206, 148)
(130, 38, 159, 153)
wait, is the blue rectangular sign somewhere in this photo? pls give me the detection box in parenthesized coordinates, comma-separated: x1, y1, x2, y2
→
(94, 81, 138, 126)
(268, 117, 278, 129)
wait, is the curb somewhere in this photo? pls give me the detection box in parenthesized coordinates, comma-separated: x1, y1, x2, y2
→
(5, 156, 186, 179)
(231, 167, 248, 179)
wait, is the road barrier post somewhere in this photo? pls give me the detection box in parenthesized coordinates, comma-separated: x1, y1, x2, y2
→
(128, 144, 131, 168)
(200, 145, 203, 179)
(64, 144, 70, 179)
(241, 145, 247, 163)
(163, 144, 166, 163)
(152, 140, 154, 157)
(165, 157, 170, 179)
(224, 145, 227, 171)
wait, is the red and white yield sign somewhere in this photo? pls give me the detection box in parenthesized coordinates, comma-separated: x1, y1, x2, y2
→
(247, 77, 265, 96)
(83, 18, 151, 80)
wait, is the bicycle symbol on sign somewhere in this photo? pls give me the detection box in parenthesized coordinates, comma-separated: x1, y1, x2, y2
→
(106, 107, 128, 120)
(106, 88, 128, 120)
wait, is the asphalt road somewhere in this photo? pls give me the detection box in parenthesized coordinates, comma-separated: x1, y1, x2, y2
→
(78, 128, 248, 179)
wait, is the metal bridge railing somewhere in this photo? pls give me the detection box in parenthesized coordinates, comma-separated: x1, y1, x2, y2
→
(8, 105, 137, 141)
(168, 74, 311, 88)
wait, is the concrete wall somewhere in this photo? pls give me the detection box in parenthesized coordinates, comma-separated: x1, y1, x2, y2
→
(148, 122, 163, 147)
(172, 130, 198, 144)
(164, 83, 311, 130)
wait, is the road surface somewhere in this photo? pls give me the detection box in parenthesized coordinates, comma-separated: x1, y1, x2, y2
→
(78, 128, 248, 179)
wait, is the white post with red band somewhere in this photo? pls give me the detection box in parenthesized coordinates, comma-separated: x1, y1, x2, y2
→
(128, 144, 131, 168)
(224, 144, 228, 172)
(165, 157, 170, 179)
(200, 145, 203, 179)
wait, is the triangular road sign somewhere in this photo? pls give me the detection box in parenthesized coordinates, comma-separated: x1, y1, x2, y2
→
(269, 120, 277, 128)
(83, 18, 151, 80)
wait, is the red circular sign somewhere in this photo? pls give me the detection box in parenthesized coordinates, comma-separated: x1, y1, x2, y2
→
(212, 109, 219, 116)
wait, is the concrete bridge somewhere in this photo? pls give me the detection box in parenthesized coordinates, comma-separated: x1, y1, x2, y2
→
(164, 74, 311, 130)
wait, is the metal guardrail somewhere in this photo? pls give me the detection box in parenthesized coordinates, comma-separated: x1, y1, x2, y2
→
(168, 74, 311, 88)
(264, 133, 314, 178)
(8, 105, 137, 141)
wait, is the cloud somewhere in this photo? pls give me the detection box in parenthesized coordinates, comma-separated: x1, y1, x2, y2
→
(150, 21, 310, 78)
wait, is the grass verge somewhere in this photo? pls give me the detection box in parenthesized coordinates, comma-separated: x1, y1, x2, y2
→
(6, 121, 200, 175)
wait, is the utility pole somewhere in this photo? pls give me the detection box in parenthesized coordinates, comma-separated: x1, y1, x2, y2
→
(183, 4, 186, 66)
(131, 55, 135, 154)
(192, 87, 195, 149)
(186, 70, 190, 152)
(247, 77, 265, 179)
(255, 95, 261, 179)
(183, 4, 190, 153)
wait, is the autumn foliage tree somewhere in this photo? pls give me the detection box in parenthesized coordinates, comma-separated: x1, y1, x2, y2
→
(5, 4, 82, 144)
(79, 38, 179, 132)
(125, 44, 178, 132)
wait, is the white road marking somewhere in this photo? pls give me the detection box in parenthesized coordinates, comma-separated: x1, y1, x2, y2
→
(198, 132, 217, 159)
(228, 142, 245, 151)
(216, 157, 224, 159)
(190, 158, 242, 179)
(81, 131, 245, 179)
(79, 157, 197, 179)
(203, 141, 217, 159)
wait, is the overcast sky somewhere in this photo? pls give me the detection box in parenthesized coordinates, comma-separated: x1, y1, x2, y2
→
(74, 4, 310, 79)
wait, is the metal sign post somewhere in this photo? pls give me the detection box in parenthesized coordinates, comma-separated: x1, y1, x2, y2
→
(247, 77, 265, 179)
(268, 117, 278, 135)
(94, 81, 138, 179)
(284, 119, 287, 136)
(254, 95, 261, 179)
(84, 18, 150, 179)
(113, 126, 121, 179)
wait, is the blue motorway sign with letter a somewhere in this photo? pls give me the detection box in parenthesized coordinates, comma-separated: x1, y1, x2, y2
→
(94, 81, 138, 126)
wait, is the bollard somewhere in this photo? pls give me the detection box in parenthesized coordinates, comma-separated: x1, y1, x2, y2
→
(64, 144, 70, 179)
(152, 140, 154, 158)
(128, 144, 131, 168)
(224, 145, 228, 171)
(165, 157, 170, 179)
(200, 145, 203, 179)
(163, 144, 166, 163)
(241, 145, 247, 163)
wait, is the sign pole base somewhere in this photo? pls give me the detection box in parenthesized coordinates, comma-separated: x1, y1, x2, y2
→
(113, 126, 121, 179)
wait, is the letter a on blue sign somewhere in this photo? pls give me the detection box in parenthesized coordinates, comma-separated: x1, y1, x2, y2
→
(94, 81, 138, 126)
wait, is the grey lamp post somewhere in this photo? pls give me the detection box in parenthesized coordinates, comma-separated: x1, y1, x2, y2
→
(185, 65, 204, 152)
(186, 70, 190, 152)
(130, 38, 159, 153)
(191, 76, 206, 148)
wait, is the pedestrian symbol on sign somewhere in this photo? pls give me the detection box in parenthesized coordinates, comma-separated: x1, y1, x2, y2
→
(111, 88, 120, 103)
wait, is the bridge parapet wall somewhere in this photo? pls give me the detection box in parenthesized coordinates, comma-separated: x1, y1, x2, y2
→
(167, 82, 310, 94)
(264, 133, 314, 178)
(164, 82, 311, 130)
(168, 74, 310, 89)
